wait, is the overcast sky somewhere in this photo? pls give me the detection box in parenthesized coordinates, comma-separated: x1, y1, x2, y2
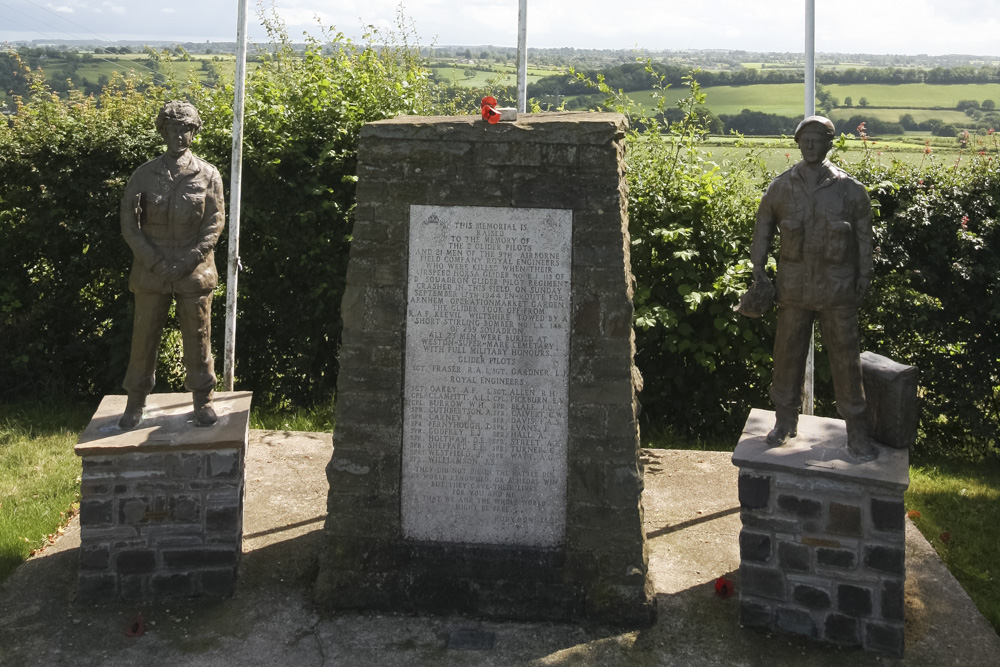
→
(2, 0, 999, 56)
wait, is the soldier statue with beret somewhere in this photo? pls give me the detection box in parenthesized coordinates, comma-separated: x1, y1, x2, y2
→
(749, 115, 876, 461)
(118, 100, 225, 429)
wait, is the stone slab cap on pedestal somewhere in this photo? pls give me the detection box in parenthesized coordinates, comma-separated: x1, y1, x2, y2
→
(75, 392, 253, 456)
(733, 408, 909, 492)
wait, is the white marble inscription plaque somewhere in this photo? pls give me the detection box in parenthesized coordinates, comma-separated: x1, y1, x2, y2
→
(402, 205, 572, 547)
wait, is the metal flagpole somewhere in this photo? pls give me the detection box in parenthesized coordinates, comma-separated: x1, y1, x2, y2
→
(223, 0, 249, 391)
(802, 0, 816, 415)
(516, 0, 527, 113)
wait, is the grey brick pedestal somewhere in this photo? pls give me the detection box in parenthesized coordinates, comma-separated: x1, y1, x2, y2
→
(74, 392, 252, 601)
(732, 408, 910, 657)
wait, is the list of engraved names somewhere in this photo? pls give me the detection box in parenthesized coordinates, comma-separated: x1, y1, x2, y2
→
(402, 205, 572, 547)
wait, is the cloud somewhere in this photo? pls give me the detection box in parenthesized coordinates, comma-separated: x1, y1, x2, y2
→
(162, 8, 175, 14)
(49, 4, 74, 13)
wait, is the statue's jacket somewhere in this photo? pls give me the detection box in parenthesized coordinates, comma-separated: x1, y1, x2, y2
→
(120, 152, 225, 294)
(751, 159, 872, 310)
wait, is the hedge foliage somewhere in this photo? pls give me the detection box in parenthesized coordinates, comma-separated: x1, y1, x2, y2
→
(0, 15, 430, 408)
(615, 70, 1000, 459)
(1, 38, 998, 458)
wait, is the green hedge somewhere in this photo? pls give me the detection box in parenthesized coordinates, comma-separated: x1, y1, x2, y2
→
(0, 18, 430, 409)
(625, 80, 1000, 458)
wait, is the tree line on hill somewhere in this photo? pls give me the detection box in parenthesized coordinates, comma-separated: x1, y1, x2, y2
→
(530, 62, 1000, 98)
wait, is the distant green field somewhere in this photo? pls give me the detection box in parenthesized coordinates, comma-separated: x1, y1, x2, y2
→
(701, 138, 970, 173)
(623, 82, 1000, 118)
(21, 53, 240, 92)
(431, 65, 552, 88)
(560, 82, 997, 136)
(825, 82, 1000, 108)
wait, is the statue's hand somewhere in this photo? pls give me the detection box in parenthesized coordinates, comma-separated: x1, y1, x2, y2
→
(160, 250, 202, 282)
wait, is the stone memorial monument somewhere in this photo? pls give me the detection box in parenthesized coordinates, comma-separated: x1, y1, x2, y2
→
(317, 112, 654, 623)
(74, 101, 251, 601)
(732, 116, 913, 656)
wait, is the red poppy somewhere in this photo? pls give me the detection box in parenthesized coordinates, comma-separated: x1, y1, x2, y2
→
(714, 576, 734, 598)
(906, 510, 921, 518)
(481, 96, 501, 124)
(125, 612, 145, 638)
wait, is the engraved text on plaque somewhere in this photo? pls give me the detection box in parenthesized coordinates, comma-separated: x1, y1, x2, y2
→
(402, 205, 572, 547)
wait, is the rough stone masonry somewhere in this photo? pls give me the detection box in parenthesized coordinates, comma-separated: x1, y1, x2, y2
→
(317, 112, 654, 623)
(75, 392, 251, 601)
(733, 408, 909, 657)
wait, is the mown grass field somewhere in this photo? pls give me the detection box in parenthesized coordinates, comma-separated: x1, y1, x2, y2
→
(431, 64, 554, 88)
(19, 53, 244, 94)
(621, 83, 1000, 121)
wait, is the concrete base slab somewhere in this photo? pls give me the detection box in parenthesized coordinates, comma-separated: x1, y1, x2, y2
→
(1, 431, 998, 666)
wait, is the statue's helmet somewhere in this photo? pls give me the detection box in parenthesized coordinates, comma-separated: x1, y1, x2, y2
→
(155, 100, 202, 134)
(794, 115, 835, 142)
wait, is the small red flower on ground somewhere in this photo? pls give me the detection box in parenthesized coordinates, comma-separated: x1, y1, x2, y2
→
(714, 576, 735, 598)
(907, 510, 921, 518)
(125, 612, 145, 638)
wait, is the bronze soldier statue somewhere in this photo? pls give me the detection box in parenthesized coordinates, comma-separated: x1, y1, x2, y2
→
(750, 115, 876, 461)
(118, 100, 225, 429)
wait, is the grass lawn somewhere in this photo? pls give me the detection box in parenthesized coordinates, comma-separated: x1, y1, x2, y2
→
(0, 402, 92, 584)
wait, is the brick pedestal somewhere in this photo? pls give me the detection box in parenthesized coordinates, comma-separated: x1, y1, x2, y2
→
(732, 408, 909, 657)
(74, 392, 252, 602)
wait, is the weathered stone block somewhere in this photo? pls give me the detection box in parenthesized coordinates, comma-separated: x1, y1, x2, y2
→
(777, 494, 822, 518)
(865, 545, 905, 575)
(792, 584, 831, 610)
(827, 502, 862, 537)
(881, 579, 905, 621)
(739, 530, 772, 562)
(116, 549, 156, 575)
(838, 583, 873, 617)
(817, 547, 857, 569)
(738, 473, 770, 509)
(741, 564, 785, 601)
(825, 613, 860, 645)
(740, 600, 772, 628)
(208, 452, 239, 478)
(871, 498, 905, 532)
(80, 499, 114, 526)
(776, 607, 817, 637)
(162, 548, 237, 569)
(777, 541, 810, 571)
(151, 572, 196, 598)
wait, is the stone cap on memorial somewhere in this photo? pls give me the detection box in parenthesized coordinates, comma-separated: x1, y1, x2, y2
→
(75, 392, 253, 456)
(732, 408, 909, 492)
(361, 112, 628, 144)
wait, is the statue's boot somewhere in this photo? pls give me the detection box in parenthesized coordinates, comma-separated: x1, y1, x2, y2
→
(846, 419, 877, 462)
(118, 392, 147, 430)
(766, 415, 798, 446)
(193, 390, 218, 427)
